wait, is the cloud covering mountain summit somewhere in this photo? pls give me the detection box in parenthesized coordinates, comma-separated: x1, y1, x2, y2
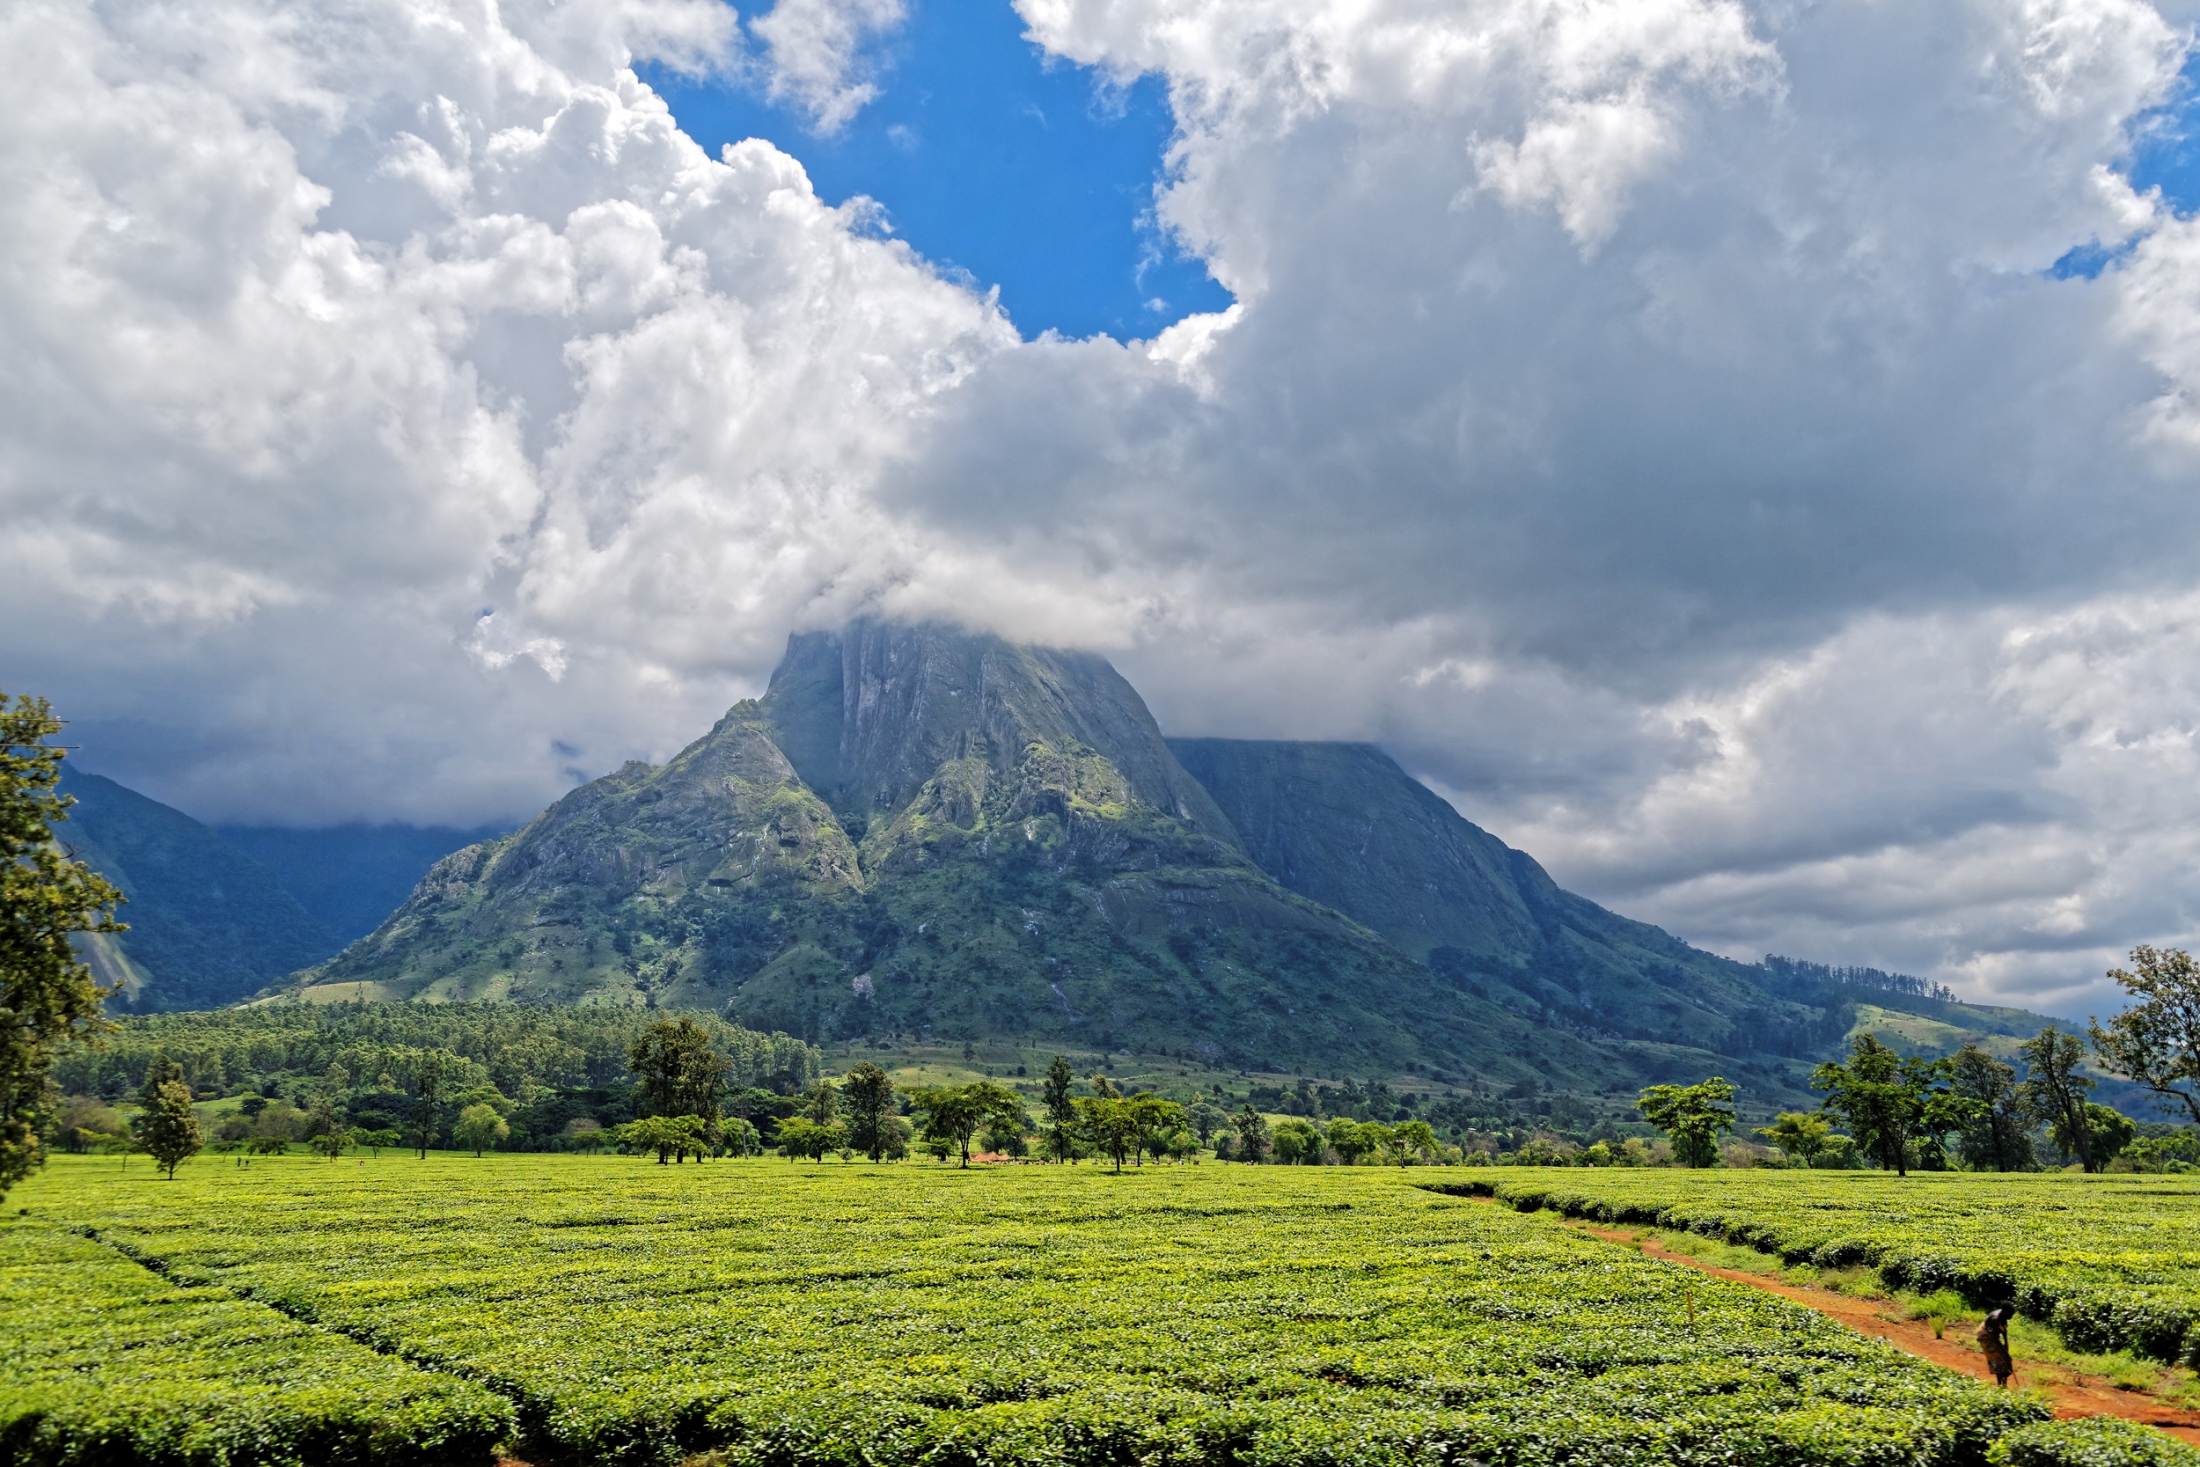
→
(8, 0, 2200, 1017)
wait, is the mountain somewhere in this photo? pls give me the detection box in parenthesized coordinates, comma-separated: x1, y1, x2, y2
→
(55, 771, 337, 1011)
(305, 622, 1684, 1086)
(216, 823, 509, 942)
(288, 619, 2070, 1093)
(1167, 740, 1827, 1055)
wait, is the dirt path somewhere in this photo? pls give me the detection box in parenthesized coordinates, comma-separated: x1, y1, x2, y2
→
(1559, 1218, 2200, 1445)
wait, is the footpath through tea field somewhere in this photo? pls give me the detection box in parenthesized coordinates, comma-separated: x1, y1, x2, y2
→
(5, 1156, 2188, 1467)
(1471, 1170, 2200, 1365)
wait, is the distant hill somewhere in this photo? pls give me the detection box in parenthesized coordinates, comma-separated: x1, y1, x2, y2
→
(56, 771, 335, 1011)
(217, 823, 507, 942)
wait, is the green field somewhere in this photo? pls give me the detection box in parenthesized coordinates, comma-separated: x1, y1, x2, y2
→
(3, 1157, 2074, 1467)
(1469, 1171, 2200, 1365)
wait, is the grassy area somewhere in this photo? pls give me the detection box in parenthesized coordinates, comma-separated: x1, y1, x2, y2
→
(5, 1154, 2055, 1467)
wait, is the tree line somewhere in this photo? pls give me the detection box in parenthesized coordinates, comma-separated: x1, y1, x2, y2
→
(1629, 953, 2200, 1174)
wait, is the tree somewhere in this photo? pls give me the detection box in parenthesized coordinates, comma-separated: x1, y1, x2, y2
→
(309, 1126, 354, 1162)
(2050, 1101, 2133, 1169)
(800, 1079, 840, 1125)
(134, 1059, 202, 1180)
(1754, 1112, 1831, 1167)
(841, 1062, 897, 1161)
(629, 1017, 729, 1127)
(720, 1116, 762, 1157)
(1272, 1117, 1324, 1165)
(1073, 1096, 1143, 1173)
(2019, 1025, 2099, 1172)
(1948, 1043, 2033, 1172)
(778, 1116, 845, 1161)
(1127, 1095, 1186, 1166)
(1229, 1106, 1270, 1163)
(1326, 1117, 1375, 1165)
(1636, 1077, 1738, 1168)
(408, 1048, 448, 1158)
(1, 692, 125, 1201)
(1186, 1099, 1228, 1151)
(909, 1081, 1026, 1167)
(2091, 946, 2200, 1127)
(622, 1113, 706, 1164)
(360, 1128, 402, 1157)
(453, 1103, 509, 1157)
(1391, 1120, 1439, 1165)
(1042, 1055, 1078, 1162)
(1812, 1036, 1961, 1176)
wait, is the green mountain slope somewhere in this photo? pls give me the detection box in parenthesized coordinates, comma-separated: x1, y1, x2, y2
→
(56, 771, 337, 1010)
(303, 625, 1686, 1085)
(1167, 739, 1821, 1054)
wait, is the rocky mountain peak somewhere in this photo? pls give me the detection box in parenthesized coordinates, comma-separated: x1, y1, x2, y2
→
(760, 620, 1240, 847)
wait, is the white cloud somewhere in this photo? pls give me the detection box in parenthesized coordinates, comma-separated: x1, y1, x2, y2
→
(749, 0, 908, 134)
(11, 0, 2200, 1017)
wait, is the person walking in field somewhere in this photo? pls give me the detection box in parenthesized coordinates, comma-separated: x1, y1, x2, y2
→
(1978, 1308, 2014, 1387)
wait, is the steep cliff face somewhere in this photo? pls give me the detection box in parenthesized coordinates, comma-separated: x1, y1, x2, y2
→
(761, 622, 1240, 847)
(1168, 739, 1796, 1052)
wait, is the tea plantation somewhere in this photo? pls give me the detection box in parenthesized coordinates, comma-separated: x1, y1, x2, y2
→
(1469, 1171, 2200, 1365)
(6, 1157, 2179, 1467)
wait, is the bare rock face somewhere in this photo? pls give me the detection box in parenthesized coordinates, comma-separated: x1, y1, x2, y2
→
(760, 621, 1240, 847)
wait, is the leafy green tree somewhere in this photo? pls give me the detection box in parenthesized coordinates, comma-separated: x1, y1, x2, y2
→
(720, 1116, 762, 1157)
(1185, 1098, 1228, 1150)
(1074, 1096, 1141, 1173)
(629, 1017, 729, 1128)
(778, 1116, 845, 1160)
(134, 1059, 202, 1180)
(1127, 1095, 1186, 1166)
(623, 1113, 705, 1164)
(1042, 1054, 1078, 1162)
(1812, 1037, 1962, 1176)
(1326, 1117, 1374, 1164)
(1, 693, 124, 1200)
(1948, 1042, 2033, 1172)
(309, 1127, 353, 1162)
(910, 1081, 1026, 1167)
(979, 1113, 1030, 1158)
(453, 1103, 509, 1157)
(800, 1079, 840, 1125)
(841, 1062, 896, 1161)
(1754, 1112, 1830, 1166)
(2019, 1025, 2099, 1172)
(1391, 1120, 1439, 1165)
(1271, 1117, 1323, 1164)
(360, 1128, 401, 1157)
(2091, 946, 2200, 1128)
(2049, 1101, 2133, 1169)
(1229, 1106, 1270, 1164)
(407, 1048, 449, 1158)
(1636, 1077, 1738, 1168)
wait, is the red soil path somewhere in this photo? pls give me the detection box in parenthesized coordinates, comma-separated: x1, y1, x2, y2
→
(1561, 1217, 2200, 1446)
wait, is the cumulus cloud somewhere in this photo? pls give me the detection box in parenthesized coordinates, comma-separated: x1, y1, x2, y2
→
(749, 0, 908, 133)
(10, 0, 2200, 1013)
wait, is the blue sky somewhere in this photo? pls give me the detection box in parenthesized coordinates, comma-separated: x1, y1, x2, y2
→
(641, 3, 1232, 341)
